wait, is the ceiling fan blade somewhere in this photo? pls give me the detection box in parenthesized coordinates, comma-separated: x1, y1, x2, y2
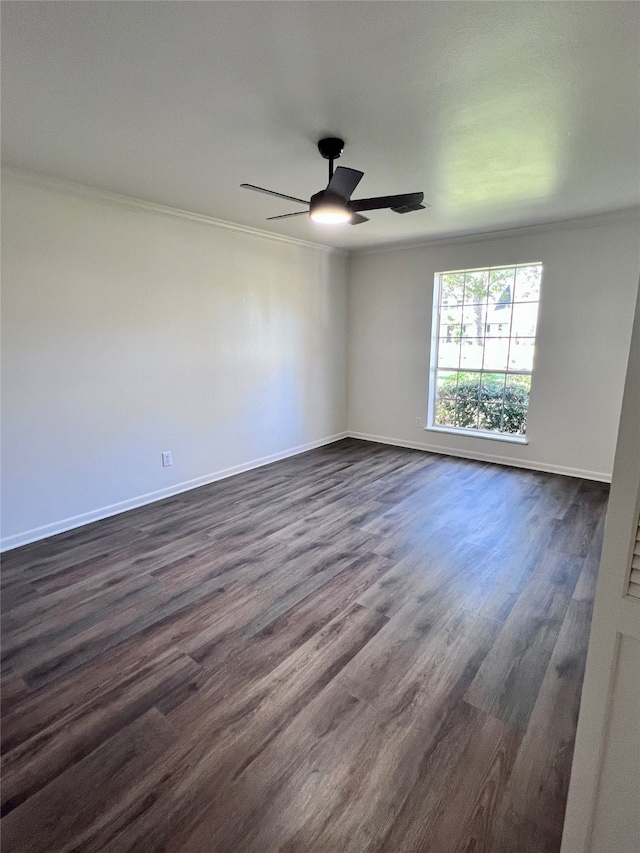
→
(350, 192, 426, 213)
(240, 184, 309, 205)
(266, 210, 309, 220)
(326, 167, 364, 201)
(349, 213, 369, 225)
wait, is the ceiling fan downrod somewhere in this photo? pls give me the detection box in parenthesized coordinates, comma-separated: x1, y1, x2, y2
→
(317, 137, 344, 182)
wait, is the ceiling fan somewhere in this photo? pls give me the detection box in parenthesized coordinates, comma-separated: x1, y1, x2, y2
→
(241, 137, 427, 225)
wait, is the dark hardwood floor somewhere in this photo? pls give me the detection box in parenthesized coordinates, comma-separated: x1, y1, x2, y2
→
(0, 439, 608, 852)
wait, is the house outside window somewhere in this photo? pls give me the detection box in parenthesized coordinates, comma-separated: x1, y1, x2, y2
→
(428, 263, 542, 441)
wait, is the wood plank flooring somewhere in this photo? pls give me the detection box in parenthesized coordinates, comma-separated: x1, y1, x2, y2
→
(0, 439, 609, 852)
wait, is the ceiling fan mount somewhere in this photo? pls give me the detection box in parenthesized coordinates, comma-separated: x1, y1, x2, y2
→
(241, 138, 427, 226)
(317, 137, 344, 161)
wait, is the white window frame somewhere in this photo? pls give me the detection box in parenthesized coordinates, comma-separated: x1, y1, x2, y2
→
(427, 262, 543, 444)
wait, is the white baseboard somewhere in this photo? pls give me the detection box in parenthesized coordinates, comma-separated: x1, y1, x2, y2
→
(2, 429, 609, 552)
(347, 431, 611, 483)
(0, 432, 349, 552)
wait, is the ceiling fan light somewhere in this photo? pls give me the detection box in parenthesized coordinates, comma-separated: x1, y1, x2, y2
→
(310, 209, 351, 224)
(309, 192, 351, 225)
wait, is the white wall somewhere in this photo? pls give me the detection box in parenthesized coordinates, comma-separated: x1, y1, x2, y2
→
(347, 216, 640, 480)
(1, 172, 348, 549)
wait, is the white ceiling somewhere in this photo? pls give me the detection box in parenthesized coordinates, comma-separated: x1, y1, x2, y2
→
(2, 1, 639, 249)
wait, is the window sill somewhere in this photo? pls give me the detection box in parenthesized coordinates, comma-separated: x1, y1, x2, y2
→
(425, 425, 528, 445)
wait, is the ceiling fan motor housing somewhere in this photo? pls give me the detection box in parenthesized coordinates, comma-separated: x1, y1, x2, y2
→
(309, 189, 351, 219)
(310, 189, 347, 207)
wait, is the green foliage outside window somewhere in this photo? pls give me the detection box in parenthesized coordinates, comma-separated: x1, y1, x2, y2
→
(436, 374, 529, 435)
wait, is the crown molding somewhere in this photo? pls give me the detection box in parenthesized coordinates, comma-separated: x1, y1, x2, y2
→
(4, 165, 638, 258)
(352, 206, 640, 256)
(1, 166, 348, 256)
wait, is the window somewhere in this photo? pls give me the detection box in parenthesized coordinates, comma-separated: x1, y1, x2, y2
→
(428, 263, 542, 441)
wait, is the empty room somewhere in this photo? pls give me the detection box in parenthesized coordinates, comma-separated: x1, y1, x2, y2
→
(1, 2, 639, 852)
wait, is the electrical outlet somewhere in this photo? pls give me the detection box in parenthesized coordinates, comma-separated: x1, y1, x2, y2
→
(415, 417, 422, 428)
(162, 451, 172, 467)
